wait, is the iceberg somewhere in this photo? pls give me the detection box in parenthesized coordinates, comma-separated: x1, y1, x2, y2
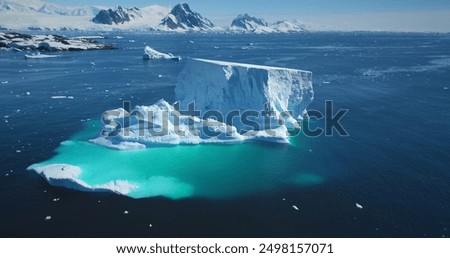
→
(28, 58, 314, 199)
(95, 58, 313, 148)
(143, 46, 181, 61)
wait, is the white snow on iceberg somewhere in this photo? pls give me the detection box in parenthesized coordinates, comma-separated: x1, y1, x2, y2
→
(143, 46, 181, 61)
(29, 164, 138, 195)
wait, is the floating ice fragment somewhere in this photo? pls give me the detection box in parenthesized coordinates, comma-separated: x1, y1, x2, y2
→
(26, 92, 31, 96)
(356, 203, 363, 209)
(53, 198, 60, 202)
(51, 96, 74, 99)
(1, 81, 8, 84)
(25, 53, 59, 59)
(16, 150, 21, 153)
(292, 205, 299, 211)
(444, 87, 448, 90)
(143, 46, 181, 61)
(124, 211, 129, 215)
(45, 216, 52, 221)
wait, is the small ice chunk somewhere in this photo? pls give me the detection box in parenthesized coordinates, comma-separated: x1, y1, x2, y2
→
(149, 224, 153, 228)
(53, 198, 60, 202)
(16, 150, 21, 153)
(51, 96, 74, 99)
(444, 87, 448, 90)
(158, 75, 162, 78)
(1, 81, 8, 84)
(292, 205, 299, 211)
(124, 210, 129, 215)
(356, 203, 363, 209)
(45, 216, 52, 221)
(322, 81, 331, 84)
(26, 92, 31, 95)
(189, 40, 195, 44)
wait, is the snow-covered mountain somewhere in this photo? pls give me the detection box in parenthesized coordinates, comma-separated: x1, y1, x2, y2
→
(160, 3, 215, 31)
(270, 20, 307, 33)
(0, 0, 170, 30)
(0, 1, 306, 33)
(0, 0, 100, 16)
(230, 13, 268, 31)
(92, 6, 141, 25)
(229, 13, 306, 33)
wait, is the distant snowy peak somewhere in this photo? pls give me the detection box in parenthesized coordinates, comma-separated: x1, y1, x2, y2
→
(160, 3, 214, 31)
(230, 13, 306, 33)
(38, 3, 101, 17)
(271, 20, 307, 33)
(231, 13, 268, 31)
(0, 0, 99, 16)
(92, 6, 141, 25)
(0, 0, 44, 12)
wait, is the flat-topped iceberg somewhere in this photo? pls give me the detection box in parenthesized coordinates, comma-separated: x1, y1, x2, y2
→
(143, 46, 181, 61)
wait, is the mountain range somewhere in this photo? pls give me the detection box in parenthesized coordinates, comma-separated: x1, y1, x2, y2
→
(0, 0, 306, 33)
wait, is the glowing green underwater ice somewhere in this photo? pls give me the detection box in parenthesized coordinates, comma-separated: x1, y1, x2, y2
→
(32, 121, 326, 199)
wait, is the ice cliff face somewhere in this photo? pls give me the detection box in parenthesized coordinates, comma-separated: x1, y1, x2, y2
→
(176, 58, 314, 122)
(160, 3, 214, 31)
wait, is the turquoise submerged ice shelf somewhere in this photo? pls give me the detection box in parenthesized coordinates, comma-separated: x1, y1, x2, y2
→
(29, 121, 324, 199)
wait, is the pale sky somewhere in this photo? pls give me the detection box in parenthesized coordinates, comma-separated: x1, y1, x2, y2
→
(49, 0, 450, 32)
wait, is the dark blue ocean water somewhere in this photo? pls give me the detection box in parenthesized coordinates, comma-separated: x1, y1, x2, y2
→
(0, 32, 449, 237)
